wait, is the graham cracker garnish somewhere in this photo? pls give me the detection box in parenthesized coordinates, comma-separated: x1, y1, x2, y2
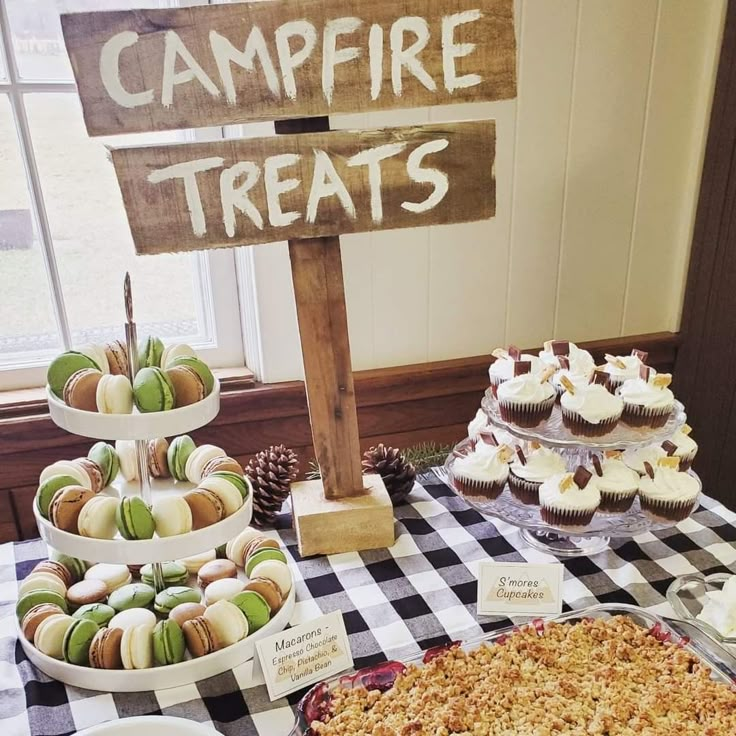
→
(573, 466, 593, 489)
(643, 461, 655, 479)
(551, 340, 570, 356)
(631, 348, 648, 362)
(497, 445, 515, 464)
(530, 441, 542, 450)
(661, 440, 677, 456)
(658, 456, 680, 469)
(508, 345, 522, 361)
(604, 449, 623, 459)
(559, 374, 577, 394)
(681, 423, 693, 435)
(515, 445, 527, 465)
(559, 474, 575, 493)
(492, 348, 509, 360)
(539, 366, 556, 383)
(513, 360, 532, 377)
(652, 373, 673, 389)
(605, 354, 626, 369)
(591, 455, 603, 477)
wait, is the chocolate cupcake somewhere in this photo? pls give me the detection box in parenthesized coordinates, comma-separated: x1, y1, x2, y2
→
(508, 445, 566, 505)
(665, 424, 698, 470)
(496, 365, 556, 428)
(601, 349, 653, 392)
(539, 467, 600, 529)
(618, 370, 675, 428)
(591, 455, 640, 513)
(638, 458, 701, 522)
(560, 380, 623, 437)
(450, 443, 513, 500)
(488, 346, 544, 396)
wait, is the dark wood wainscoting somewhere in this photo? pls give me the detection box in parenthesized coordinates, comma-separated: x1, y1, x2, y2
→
(0, 332, 678, 542)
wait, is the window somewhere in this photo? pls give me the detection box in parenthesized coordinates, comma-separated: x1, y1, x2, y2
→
(0, 0, 247, 391)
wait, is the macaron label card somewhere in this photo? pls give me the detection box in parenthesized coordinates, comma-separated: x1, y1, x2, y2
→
(477, 562, 564, 617)
(256, 610, 353, 701)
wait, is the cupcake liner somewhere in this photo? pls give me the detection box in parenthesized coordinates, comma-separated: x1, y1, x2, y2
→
(598, 490, 637, 513)
(508, 473, 542, 506)
(604, 376, 627, 393)
(639, 495, 697, 522)
(620, 402, 671, 428)
(489, 375, 507, 398)
(560, 407, 621, 437)
(540, 506, 596, 529)
(451, 473, 505, 501)
(498, 395, 555, 429)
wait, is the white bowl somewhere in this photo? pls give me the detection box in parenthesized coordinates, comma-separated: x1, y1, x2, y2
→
(19, 585, 295, 692)
(77, 717, 218, 736)
(46, 381, 220, 441)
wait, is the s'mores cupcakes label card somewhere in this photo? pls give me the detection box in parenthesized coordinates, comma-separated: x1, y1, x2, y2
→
(256, 610, 353, 701)
(477, 562, 564, 616)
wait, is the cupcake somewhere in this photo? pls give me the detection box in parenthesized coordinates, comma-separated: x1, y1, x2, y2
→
(638, 457, 701, 522)
(622, 444, 667, 476)
(539, 467, 600, 529)
(601, 349, 654, 392)
(560, 379, 623, 437)
(538, 340, 596, 376)
(508, 445, 566, 505)
(618, 370, 675, 428)
(496, 366, 556, 428)
(488, 346, 543, 396)
(451, 443, 513, 500)
(591, 455, 639, 513)
(664, 424, 698, 470)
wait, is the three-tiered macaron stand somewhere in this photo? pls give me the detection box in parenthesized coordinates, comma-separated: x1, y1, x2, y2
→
(444, 387, 700, 557)
(21, 277, 295, 691)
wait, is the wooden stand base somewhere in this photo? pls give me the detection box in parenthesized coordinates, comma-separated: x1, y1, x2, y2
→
(291, 475, 395, 557)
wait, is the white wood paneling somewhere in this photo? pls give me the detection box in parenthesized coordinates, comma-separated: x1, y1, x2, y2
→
(252, 0, 724, 382)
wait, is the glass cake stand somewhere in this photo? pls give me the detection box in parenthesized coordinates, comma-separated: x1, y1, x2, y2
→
(442, 393, 696, 557)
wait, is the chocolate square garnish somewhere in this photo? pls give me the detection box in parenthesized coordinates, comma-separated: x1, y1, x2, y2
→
(508, 345, 522, 361)
(632, 349, 648, 362)
(661, 440, 677, 456)
(591, 455, 603, 477)
(513, 361, 532, 377)
(480, 431, 498, 446)
(643, 461, 655, 479)
(558, 356, 570, 370)
(639, 364, 651, 381)
(515, 445, 527, 465)
(551, 340, 570, 356)
(592, 370, 609, 386)
(572, 466, 593, 489)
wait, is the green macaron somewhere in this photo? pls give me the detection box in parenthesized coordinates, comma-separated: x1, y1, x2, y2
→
(16, 589, 69, 622)
(62, 618, 99, 666)
(36, 475, 80, 519)
(133, 367, 175, 413)
(230, 591, 271, 632)
(107, 583, 156, 612)
(49, 551, 87, 583)
(169, 356, 214, 396)
(210, 471, 251, 500)
(88, 442, 120, 487)
(245, 548, 288, 577)
(152, 618, 186, 666)
(154, 586, 202, 615)
(116, 497, 155, 540)
(47, 351, 100, 398)
(72, 603, 116, 627)
(140, 561, 189, 587)
(167, 435, 196, 481)
(139, 336, 165, 369)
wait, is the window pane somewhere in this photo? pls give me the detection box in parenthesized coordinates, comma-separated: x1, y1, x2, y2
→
(5, 0, 167, 81)
(0, 96, 62, 365)
(24, 93, 208, 347)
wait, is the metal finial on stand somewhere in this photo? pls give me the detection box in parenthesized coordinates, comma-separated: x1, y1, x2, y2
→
(123, 274, 165, 593)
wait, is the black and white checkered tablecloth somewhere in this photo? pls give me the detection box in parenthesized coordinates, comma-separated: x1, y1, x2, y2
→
(2, 471, 736, 736)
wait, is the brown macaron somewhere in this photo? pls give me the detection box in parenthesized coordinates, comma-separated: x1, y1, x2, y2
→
(201, 456, 245, 478)
(183, 489, 225, 530)
(66, 579, 108, 608)
(197, 559, 237, 590)
(105, 340, 129, 376)
(31, 561, 73, 588)
(169, 602, 207, 629)
(182, 616, 219, 658)
(166, 365, 205, 408)
(245, 578, 282, 613)
(21, 603, 65, 642)
(49, 486, 95, 533)
(89, 626, 123, 669)
(244, 537, 280, 563)
(147, 437, 171, 479)
(63, 369, 103, 412)
(74, 458, 105, 493)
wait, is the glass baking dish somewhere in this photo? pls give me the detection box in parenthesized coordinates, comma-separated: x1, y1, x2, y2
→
(289, 603, 736, 735)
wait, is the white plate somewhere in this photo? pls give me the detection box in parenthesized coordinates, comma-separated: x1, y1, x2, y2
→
(76, 716, 218, 736)
(20, 585, 295, 692)
(34, 480, 253, 564)
(46, 381, 220, 441)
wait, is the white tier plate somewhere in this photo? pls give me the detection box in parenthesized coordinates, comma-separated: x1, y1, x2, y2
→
(19, 584, 295, 692)
(46, 381, 220, 441)
(34, 478, 252, 564)
(77, 717, 218, 736)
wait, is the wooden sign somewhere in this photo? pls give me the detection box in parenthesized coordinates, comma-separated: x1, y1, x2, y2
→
(110, 120, 495, 255)
(61, 0, 516, 136)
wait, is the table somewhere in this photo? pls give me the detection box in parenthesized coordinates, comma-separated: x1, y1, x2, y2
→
(2, 471, 735, 736)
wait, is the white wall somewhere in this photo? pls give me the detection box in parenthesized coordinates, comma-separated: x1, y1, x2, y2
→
(246, 0, 725, 383)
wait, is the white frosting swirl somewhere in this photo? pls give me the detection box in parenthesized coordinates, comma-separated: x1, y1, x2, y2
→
(618, 378, 674, 409)
(595, 459, 639, 496)
(488, 353, 543, 382)
(603, 355, 654, 382)
(453, 444, 510, 484)
(669, 429, 698, 457)
(511, 447, 566, 482)
(538, 342, 595, 375)
(539, 473, 601, 511)
(638, 467, 700, 503)
(698, 589, 736, 638)
(560, 384, 623, 424)
(497, 374, 555, 404)
(467, 409, 488, 440)
(623, 445, 667, 474)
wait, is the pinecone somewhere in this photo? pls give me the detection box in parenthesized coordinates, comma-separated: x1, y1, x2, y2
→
(362, 444, 416, 506)
(245, 445, 299, 528)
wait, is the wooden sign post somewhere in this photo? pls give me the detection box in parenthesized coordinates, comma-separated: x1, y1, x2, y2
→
(61, 0, 516, 556)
